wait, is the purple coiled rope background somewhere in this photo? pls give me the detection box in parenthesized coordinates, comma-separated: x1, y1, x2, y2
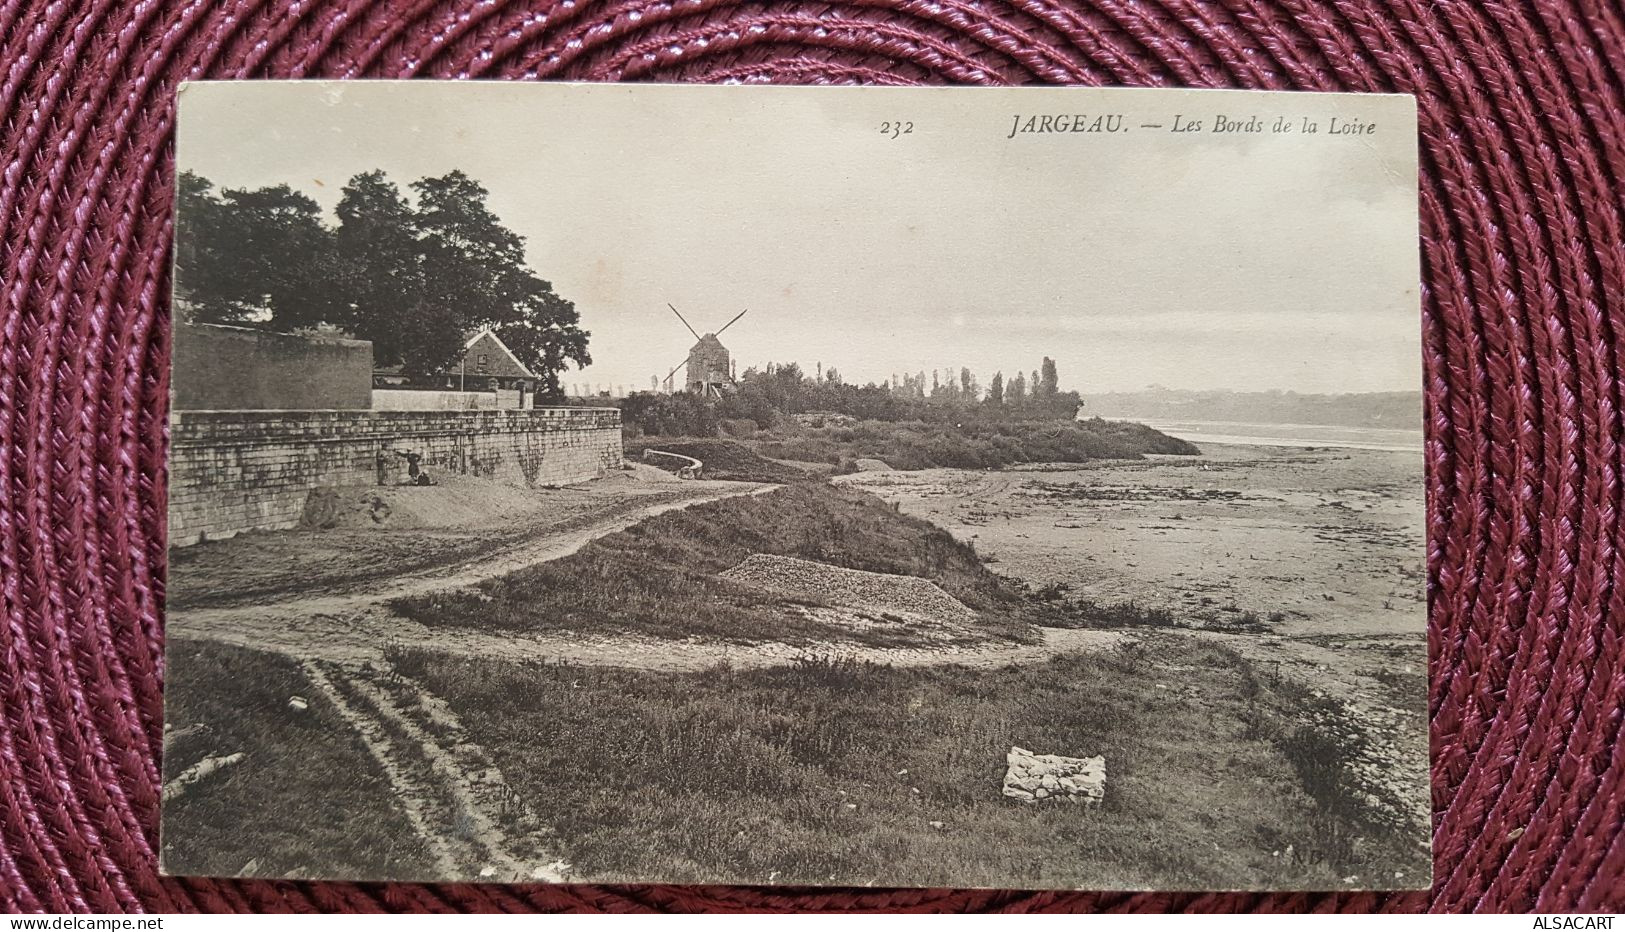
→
(1, 0, 1623, 914)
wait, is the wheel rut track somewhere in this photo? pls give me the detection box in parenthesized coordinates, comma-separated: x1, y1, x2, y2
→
(302, 660, 566, 883)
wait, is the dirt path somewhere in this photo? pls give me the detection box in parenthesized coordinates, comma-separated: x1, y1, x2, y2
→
(167, 482, 780, 663)
(176, 592, 1131, 672)
(165, 473, 1143, 881)
(298, 662, 465, 879)
(378, 623, 1135, 672)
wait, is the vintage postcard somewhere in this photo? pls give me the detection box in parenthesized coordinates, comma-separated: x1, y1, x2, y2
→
(161, 82, 1427, 890)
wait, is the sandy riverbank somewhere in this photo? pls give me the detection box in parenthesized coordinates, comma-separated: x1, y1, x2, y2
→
(837, 443, 1431, 848)
(837, 443, 1425, 639)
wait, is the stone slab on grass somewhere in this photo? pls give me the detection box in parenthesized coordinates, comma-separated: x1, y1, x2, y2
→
(722, 553, 977, 624)
(1002, 745, 1106, 804)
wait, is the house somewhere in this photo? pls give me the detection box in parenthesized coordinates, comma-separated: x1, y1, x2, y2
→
(372, 328, 539, 408)
(442, 328, 537, 394)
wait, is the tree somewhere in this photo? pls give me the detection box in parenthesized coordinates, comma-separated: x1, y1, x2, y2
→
(726, 377, 781, 427)
(492, 288, 590, 398)
(175, 172, 341, 327)
(333, 171, 438, 370)
(410, 171, 590, 390)
(174, 172, 232, 319)
(988, 371, 1004, 405)
(1040, 356, 1059, 398)
(1009, 371, 1028, 404)
(743, 361, 808, 415)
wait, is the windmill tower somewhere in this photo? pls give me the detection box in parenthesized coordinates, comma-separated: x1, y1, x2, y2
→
(662, 304, 748, 397)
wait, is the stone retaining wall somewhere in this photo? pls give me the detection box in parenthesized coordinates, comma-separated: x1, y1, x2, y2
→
(169, 407, 623, 546)
(371, 389, 498, 411)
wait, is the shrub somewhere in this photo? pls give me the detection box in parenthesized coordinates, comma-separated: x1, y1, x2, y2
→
(755, 417, 1196, 471)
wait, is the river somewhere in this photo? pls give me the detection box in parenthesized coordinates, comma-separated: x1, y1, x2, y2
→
(1119, 418, 1425, 453)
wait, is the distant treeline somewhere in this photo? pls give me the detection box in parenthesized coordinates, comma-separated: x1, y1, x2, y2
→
(1081, 388, 1423, 430)
(624, 358, 1081, 438)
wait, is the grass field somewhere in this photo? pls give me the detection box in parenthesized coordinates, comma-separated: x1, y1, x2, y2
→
(161, 640, 436, 880)
(391, 484, 1037, 648)
(391, 636, 1419, 888)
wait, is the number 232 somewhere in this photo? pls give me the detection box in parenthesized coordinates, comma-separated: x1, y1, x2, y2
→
(880, 121, 914, 139)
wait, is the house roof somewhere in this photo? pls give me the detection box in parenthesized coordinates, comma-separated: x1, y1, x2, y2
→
(459, 328, 535, 379)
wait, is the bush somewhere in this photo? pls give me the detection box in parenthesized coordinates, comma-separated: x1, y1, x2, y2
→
(1038, 595, 1182, 629)
(755, 417, 1198, 471)
(618, 391, 719, 438)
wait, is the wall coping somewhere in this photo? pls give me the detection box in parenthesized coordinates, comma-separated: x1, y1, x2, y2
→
(178, 320, 373, 348)
(169, 407, 623, 448)
(172, 406, 620, 418)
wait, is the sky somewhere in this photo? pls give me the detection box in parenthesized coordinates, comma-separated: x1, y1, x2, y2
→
(176, 82, 1422, 396)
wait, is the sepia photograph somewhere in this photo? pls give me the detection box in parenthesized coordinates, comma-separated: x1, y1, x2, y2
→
(160, 82, 1428, 890)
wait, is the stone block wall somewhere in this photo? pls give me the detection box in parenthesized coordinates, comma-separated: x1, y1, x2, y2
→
(371, 389, 498, 411)
(169, 407, 623, 546)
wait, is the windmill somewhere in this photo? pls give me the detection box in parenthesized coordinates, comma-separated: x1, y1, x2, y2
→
(661, 303, 748, 397)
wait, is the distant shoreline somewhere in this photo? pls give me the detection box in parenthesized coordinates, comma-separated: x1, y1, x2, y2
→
(1113, 418, 1425, 454)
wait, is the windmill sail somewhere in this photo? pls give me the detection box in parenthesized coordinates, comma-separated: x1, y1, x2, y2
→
(714, 309, 748, 338)
(667, 303, 702, 340)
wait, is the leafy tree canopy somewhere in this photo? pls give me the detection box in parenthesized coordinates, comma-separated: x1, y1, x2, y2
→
(175, 169, 590, 398)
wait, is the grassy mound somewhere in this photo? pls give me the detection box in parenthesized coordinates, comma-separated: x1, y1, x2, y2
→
(391, 483, 1035, 647)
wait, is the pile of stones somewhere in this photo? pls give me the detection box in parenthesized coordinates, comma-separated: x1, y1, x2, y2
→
(722, 553, 977, 624)
(1001, 746, 1106, 804)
